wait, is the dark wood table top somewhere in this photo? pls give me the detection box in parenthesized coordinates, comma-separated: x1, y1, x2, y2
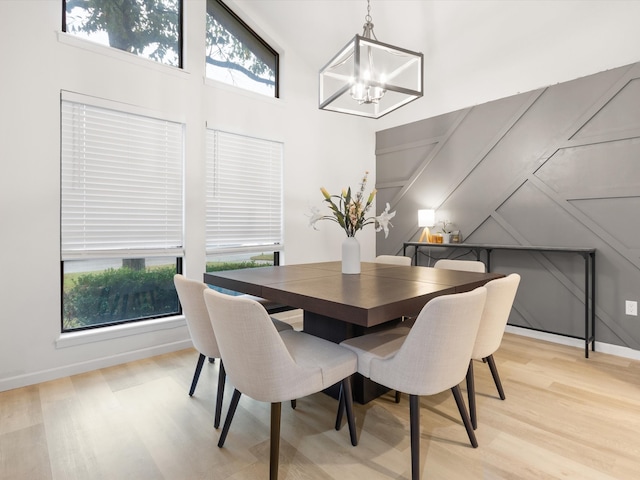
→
(203, 261, 502, 328)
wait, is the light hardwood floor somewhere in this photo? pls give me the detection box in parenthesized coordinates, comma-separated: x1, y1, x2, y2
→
(2, 322, 639, 479)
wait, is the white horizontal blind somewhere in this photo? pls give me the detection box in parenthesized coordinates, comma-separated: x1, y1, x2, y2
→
(61, 99, 184, 259)
(206, 130, 283, 252)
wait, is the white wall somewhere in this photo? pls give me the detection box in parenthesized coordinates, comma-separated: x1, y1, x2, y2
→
(375, 0, 640, 131)
(0, 0, 375, 392)
(2, 0, 640, 391)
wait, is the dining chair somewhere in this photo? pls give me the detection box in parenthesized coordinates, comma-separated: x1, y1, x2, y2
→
(375, 254, 412, 266)
(466, 273, 520, 429)
(173, 274, 293, 428)
(336, 287, 487, 480)
(203, 288, 358, 480)
(434, 258, 486, 272)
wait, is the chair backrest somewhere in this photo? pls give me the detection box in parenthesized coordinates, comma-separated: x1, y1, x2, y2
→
(472, 273, 521, 360)
(375, 255, 412, 266)
(202, 288, 322, 402)
(434, 259, 486, 273)
(370, 287, 487, 396)
(174, 274, 220, 358)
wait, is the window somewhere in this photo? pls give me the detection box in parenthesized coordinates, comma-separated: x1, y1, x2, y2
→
(205, 130, 283, 274)
(61, 92, 184, 331)
(206, 0, 279, 97)
(63, 0, 183, 68)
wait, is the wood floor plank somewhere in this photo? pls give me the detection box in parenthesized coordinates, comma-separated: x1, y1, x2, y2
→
(2, 332, 640, 479)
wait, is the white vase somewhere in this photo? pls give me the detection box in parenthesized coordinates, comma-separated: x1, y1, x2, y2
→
(342, 237, 361, 274)
(442, 233, 452, 244)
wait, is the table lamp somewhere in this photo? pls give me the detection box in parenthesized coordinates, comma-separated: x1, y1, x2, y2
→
(418, 209, 435, 242)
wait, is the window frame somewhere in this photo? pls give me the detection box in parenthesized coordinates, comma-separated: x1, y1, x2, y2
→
(205, 0, 279, 98)
(61, 0, 184, 69)
(60, 91, 185, 332)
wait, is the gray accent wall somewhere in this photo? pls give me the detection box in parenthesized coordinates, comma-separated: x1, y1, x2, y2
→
(375, 61, 640, 350)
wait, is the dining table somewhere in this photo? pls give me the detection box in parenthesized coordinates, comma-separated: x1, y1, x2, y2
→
(203, 261, 503, 403)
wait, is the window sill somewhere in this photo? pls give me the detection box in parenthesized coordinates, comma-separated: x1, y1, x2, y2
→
(56, 315, 187, 349)
(57, 32, 190, 80)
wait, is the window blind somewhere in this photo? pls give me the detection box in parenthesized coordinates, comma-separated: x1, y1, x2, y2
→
(206, 130, 283, 253)
(61, 99, 184, 259)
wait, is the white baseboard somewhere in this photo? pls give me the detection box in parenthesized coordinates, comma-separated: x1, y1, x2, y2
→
(0, 339, 193, 393)
(505, 325, 640, 361)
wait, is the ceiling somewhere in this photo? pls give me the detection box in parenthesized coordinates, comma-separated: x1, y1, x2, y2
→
(230, 1, 640, 127)
(233, 0, 434, 72)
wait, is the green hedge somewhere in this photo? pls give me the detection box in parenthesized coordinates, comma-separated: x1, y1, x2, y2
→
(63, 266, 178, 330)
(205, 260, 270, 272)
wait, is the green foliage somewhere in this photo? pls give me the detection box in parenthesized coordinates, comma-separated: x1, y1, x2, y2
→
(63, 265, 178, 330)
(65, 0, 181, 66)
(205, 260, 269, 272)
(205, 2, 275, 87)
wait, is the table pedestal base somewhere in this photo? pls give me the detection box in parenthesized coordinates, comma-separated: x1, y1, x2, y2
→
(303, 311, 401, 404)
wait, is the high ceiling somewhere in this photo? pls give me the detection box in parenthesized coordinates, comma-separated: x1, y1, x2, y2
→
(234, 0, 435, 72)
(231, 1, 640, 126)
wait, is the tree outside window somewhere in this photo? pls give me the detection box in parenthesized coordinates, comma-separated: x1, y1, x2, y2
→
(206, 0, 278, 97)
(63, 0, 182, 68)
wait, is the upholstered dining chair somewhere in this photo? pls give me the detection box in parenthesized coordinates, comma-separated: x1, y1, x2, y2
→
(336, 287, 487, 480)
(375, 254, 414, 402)
(173, 274, 293, 428)
(466, 273, 520, 429)
(375, 254, 412, 266)
(203, 288, 358, 480)
(434, 258, 486, 272)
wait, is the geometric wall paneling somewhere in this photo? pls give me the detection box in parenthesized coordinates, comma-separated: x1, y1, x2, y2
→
(376, 143, 437, 184)
(377, 59, 640, 352)
(495, 181, 592, 248)
(570, 197, 640, 251)
(573, 77, 640, 140)
(535, 138, 640, 199)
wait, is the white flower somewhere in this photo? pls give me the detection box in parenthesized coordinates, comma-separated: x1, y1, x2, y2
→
(375, 203, 396, 238)
(307, 206, 325, 230)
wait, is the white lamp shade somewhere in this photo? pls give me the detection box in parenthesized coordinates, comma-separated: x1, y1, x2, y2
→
(418, 209, 435, 227)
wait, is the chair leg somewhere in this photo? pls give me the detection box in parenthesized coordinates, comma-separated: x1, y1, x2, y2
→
(466, 361, 477, 430)
(486, 354, 506, 400)
(290, 399, 296, 409)
(451, 385, 478, 448)
(334, 383, 345, 431)
(395, 390, 401, 403)
(270, 402, 282, 480)
(341, 377, 358, 446)
(214, 361, 226, 429)
(189, 353, 206, 396)
(208, 357, 216, 364)
(409, 394, 420, 480)
(218, 388, 241, 448)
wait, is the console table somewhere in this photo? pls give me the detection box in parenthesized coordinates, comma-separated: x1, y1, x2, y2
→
(403, 242, 596, 358)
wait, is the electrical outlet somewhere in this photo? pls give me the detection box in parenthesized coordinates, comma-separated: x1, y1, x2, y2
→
(625, 300, 638, 316)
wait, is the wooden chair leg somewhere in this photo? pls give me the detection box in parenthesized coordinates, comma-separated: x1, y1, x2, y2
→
(270, 402, 282, 480)
(189, 353, 206, 396)
(341, 378, 358, 446)
(214, 361, 226, 428)
(409, 394, 420, 480)
(486, 354, 506, 400)
(218, 388, 241, 448)
(334, 383, 345, 431)
(466, 361, 477, 430)
(451, 385, 478, 448)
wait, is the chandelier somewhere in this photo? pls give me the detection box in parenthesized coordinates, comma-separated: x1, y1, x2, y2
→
(319, 0, 423, 119)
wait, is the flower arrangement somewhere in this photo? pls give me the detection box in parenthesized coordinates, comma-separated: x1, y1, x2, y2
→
(308, 172, 396, 238)
(439, 220, 454, 234)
